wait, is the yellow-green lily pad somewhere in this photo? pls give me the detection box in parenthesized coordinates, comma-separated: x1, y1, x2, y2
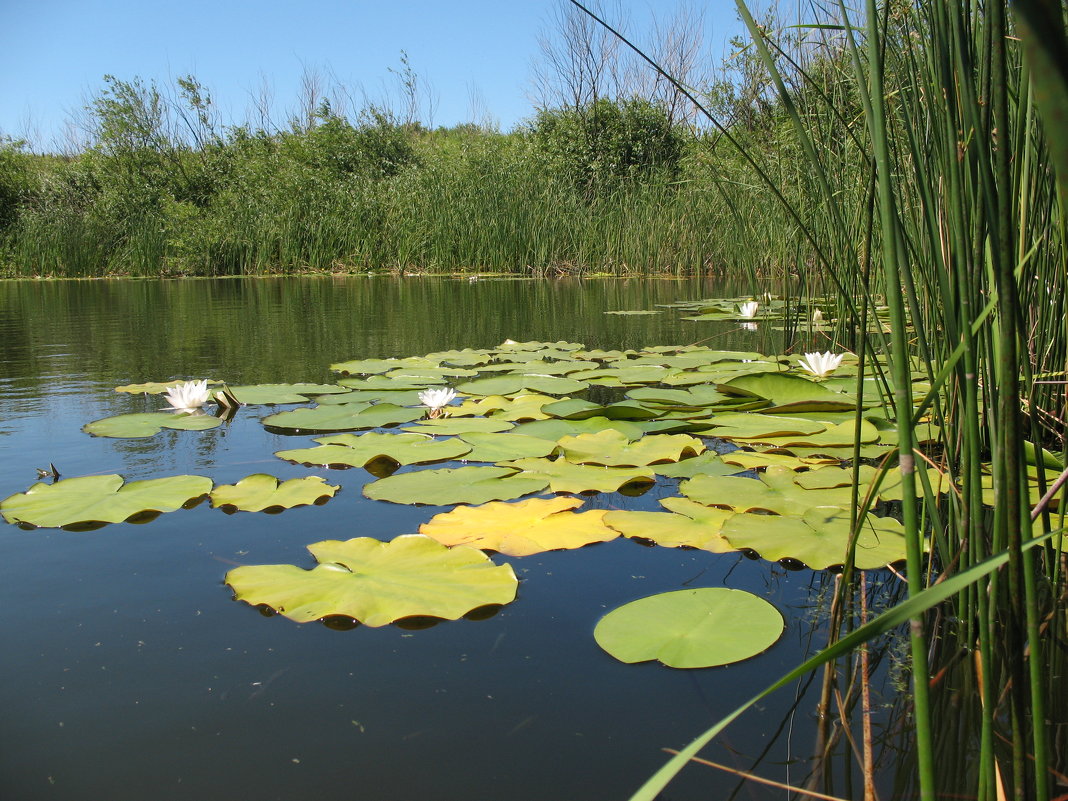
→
(594, 588, 784, 668)
(363, 466, 549, 506)
(419, 497, 618, 556)
(209, 474, 339, 513)
(603, 497, 735, 551)
(722, 507, 909, 569)
(275, 432, 472, 468)
(262, 402, 423, 433)
(500, 457, 656, 494)
(558, 429, 704, 467)
(83, 412, 223, 439)
(1, 474, 212, 529)
(226, 534, 518, 626)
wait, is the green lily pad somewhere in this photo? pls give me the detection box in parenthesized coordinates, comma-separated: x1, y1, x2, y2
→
(510, 417, 646, 442)
(541, 398, 660, 421)
(228, 383, 351, 405)
(721, 507, 909, 569)
(652, 451, 741, 479)
(680, 466, 853, 515)
(1, 474, 212, 529)
(262, 402, 424, 433)
(456, 433, 558, 462)
(451, 394, 554, 421)
(404, 417, 515, 435)
(456, 374, 588, 396)
(276, 432, 472, 468)
(558, 429, 705, 467)
(718, 372, 858, 412)
(593, 588, 784, 668)
(419, 497, 619, 556)
(501, 457, 656, 494)
(603, 497, 735, 551)
(330, 356, 438, 375)
(226, 534, 518, 626)
(363, 466, 549, 505)
(209, 474, 340, 513)
(82, 412, 223, 439)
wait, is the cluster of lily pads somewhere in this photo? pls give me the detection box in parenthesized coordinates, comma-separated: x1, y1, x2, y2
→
(3, 337, 1060, 668)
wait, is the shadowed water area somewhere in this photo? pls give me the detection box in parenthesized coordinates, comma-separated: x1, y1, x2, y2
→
(0, 277, 904, 800)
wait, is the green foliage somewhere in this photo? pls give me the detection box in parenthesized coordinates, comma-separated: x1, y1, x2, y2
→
(529, 97, 684, 196)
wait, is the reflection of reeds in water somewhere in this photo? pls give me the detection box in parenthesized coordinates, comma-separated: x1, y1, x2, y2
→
(608, 0, 1068, 798)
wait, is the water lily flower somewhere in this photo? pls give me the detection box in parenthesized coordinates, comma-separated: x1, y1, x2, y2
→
(812, 308, 824, 323)
(738, 301, 759, 318)
(797, 352, 845, 379)
(419, 387, 456, 418)
(164, 379, 210, 412)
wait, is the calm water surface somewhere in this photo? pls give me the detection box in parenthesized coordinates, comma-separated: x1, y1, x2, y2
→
(1, 277, 842, 801)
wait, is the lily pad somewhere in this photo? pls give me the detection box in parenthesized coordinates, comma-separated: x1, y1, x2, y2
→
(680, 466, 853, 515)
(227, 383, 351, 405)
(511, 417, 646, 442)
(1, 474, 212, 529)
(501, 457, 656, 494)
(721, 507, 909, 569)
(593, 588, 784, 668)
(262, 402, 423, 433)
(83, 412, 223, 438)
(226, 534, 518, 626)
(603, 497, 734, 551)
(558, 429, 704, 467)
(276, 432, 472, 469)
(419, 497, 618, 556)
(456, 374, 588, 397)
(718, 372, 858, 412)
(364, 466, 549, 506)
(209, 474, 339, 513)
(456, 432, 558, 462)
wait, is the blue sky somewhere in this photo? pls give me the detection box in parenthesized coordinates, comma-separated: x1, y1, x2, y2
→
(1, 1, 745, 150)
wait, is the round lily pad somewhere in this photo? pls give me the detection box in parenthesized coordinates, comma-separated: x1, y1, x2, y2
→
(209, 475, 339, 513)
(363, 466, 549, 506)
(83, 412, 223, 438)
(593, 588, 784, 668)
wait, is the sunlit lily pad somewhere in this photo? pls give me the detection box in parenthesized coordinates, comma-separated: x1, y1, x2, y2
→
(501, 457, 656, 494)
(420, 497, 618, 556)
(718, 372, 858, 412)
(451, 394, 554, 421)
(364, 466, 549, 505)
(404, 417, 515, 435)
(1, 474, 212, 529)
(456, 432, 558, 462)
(542, 398, 660, 420)
(456, 374, 587, 396)
(681, 466, 853, 514)
(226, 534, 518, 626)
(209, 474, 339, 513)
(330, 356, 438, 375)
(228, 383, 351, 405)
(262, 402, 423, 433)
(82, 412, 223, 438)
(511, 417, 645, 442)
(593, 588, 784, 668)
(276, 432, 472, 468)
(603, 497, 734, 551)
(651, 451, 741, 479)
(558, 429, 704, 467)
(722, 507, 909, 569)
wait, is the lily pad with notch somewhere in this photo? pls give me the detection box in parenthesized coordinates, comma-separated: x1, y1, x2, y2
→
(209, 474, 340, 513)
(225, 534, 518, 626)
(1, 474, 212, 530)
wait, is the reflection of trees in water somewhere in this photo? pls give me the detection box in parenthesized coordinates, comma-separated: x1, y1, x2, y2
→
(0, 275, 760, 396)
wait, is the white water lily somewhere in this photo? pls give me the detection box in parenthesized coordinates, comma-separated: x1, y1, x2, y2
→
(418, 386, 457, 418)
(164, 379, 211, 412)
(812, 308, 824, 323)
(797, 351, 845, 379)
(738, 301, 759, 318)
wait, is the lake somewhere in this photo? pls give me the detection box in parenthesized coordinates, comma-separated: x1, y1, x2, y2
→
(0, 276, 888, 800)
